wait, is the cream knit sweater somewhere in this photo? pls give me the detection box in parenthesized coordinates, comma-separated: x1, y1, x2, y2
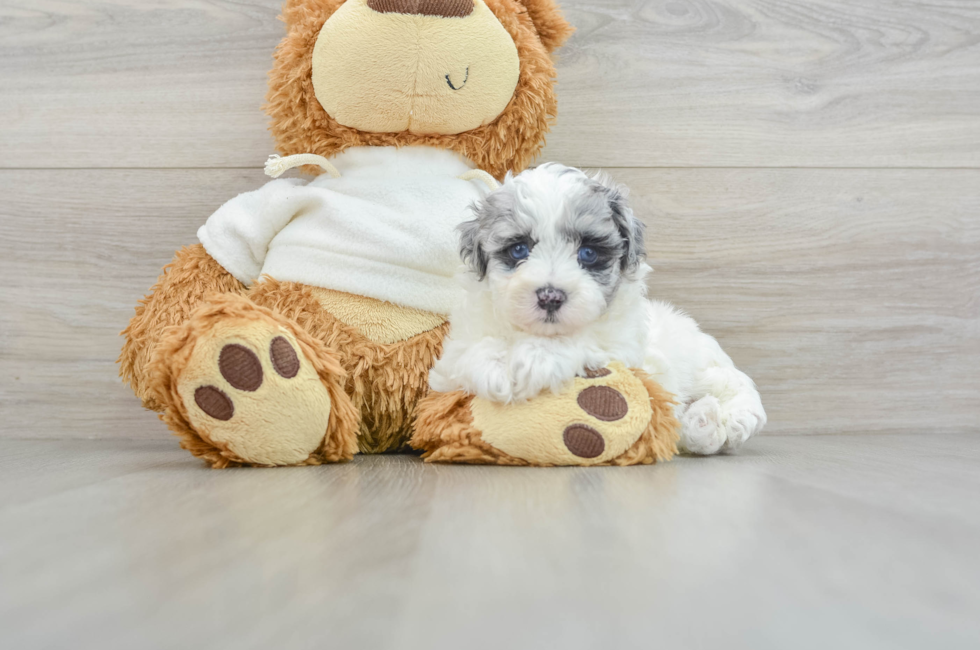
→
(198, 146, 492, 315)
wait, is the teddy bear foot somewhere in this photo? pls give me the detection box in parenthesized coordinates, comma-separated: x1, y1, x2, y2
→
(412, 363, 680, 466)
(149, 295, 359, 468)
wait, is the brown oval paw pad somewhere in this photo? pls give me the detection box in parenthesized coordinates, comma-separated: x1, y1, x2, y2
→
(270, 336, 300, 379)
(467, 363, 657, 466)
(577, 386, 629, 421)
(563, 425, 605, 458)
(195, 386, 234, 421)
(218, 344, 263, 392)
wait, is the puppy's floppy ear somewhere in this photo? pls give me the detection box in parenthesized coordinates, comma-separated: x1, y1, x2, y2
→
(514, 0, 575, 53)
(460, 187, 518, 279)
(594, 178, 646, 274)
(458, 217, 490, 280)
(613, 192, 647, 274)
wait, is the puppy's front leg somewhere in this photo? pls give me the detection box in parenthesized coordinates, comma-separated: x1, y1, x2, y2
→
(507, 340, 583, 402)
(430, 338, 515, 403)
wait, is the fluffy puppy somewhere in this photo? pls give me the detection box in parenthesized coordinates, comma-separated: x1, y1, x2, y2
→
(430, 163, 767, 454)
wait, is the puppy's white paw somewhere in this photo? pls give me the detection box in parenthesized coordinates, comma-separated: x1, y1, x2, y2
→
(720, 399, 767, 451)
(483, 363, 516, 403)
(679, 395, 727, 455)
(508, 357, 540, 402)
(508, 368, 557, 402)
(508, 349, 576, 402)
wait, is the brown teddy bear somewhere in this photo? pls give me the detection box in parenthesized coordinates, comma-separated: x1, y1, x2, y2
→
(119, 0, 679, 468)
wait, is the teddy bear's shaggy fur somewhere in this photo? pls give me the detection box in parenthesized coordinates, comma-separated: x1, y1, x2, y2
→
(119, 0, 576, 467)
(267, 0, 573, 179)
(413, 369, 680, 466)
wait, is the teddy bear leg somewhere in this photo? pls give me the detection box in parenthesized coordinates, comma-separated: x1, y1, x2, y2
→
(147, 294, 359, 468)
(120, 244, 247, 410)
(413, 364, 680, 466)
(246, 280, 450, 455)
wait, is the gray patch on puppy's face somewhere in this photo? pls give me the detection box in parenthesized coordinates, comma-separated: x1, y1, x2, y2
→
(458, 185, 536, 279)
(603, 183, 646, 275)
(457, 217, 489, 280)
(458, 164, 647, 335)
(557, 171, 647, 303)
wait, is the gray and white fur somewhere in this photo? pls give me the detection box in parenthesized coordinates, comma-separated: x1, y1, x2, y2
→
(430, 163, 767, 455)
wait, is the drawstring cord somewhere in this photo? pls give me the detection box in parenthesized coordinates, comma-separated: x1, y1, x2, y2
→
(457, 169, 500, 191)
(265, 154, 342, 179)
(264, 153, 500, 190)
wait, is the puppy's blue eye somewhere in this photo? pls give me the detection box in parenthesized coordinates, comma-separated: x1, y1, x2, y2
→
(578, 246, 599, 265)
(509, 243, 530, 261)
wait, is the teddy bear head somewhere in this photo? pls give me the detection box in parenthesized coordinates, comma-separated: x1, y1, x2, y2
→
(266, 0, 573, 178)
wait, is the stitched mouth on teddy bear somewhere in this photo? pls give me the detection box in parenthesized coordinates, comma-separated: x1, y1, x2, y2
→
(311, 0, 520, 135)
(407, 67, 470, 98)
(446, 67, 469, 91)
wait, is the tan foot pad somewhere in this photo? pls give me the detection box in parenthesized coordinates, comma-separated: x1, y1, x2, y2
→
(150, 295, 360, 468)
(412, 363, 680, 466)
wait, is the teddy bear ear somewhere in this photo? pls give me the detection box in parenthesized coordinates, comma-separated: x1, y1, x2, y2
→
(515, 0, 575, 53)
(280, 0, 341, 28)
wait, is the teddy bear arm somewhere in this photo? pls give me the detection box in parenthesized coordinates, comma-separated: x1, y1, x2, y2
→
(119, 243, 246, 409)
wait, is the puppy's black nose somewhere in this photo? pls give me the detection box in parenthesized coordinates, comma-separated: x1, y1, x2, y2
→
(536, 286, 567, 312)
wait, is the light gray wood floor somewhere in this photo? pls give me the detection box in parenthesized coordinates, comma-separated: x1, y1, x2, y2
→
(2, 434, 979, 650)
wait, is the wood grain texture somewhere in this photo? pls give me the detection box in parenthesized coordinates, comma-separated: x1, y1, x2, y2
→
(617, 167, 980, 434)
(548, 0, 980, 167)
(2, 435, 979, 649)
(1, 0, 979, 169)
(1, 168, 977, 439)
(0, 0, 280, 169)
(0, 169, 267, 439)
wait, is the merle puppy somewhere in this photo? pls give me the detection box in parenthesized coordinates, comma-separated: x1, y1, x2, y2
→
(429, 163, 766, 454)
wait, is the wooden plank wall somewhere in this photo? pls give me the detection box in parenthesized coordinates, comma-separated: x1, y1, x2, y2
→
(1, 0, 978, 439)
